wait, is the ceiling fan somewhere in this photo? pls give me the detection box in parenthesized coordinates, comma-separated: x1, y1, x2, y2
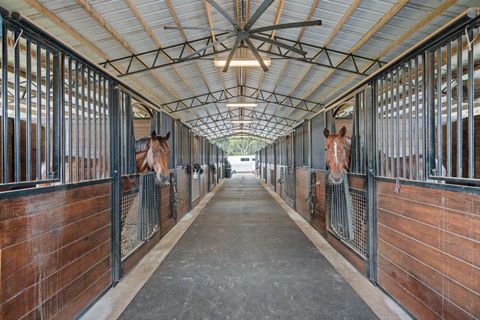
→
(163, 0, 322, 72)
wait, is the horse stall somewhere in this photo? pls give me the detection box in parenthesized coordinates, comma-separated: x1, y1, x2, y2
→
(174, 122, 191, 221)
(271, 10, 480, 319)
(0, 10, 225, 319)
(209, 143, 218, 191)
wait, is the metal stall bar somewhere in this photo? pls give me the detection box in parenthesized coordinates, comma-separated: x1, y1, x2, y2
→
(446, 42, 452, 177)
(53, 50, 63, 183)
(414, 55, 420, 180)
(26, 39, 32, 181)
(456, 36, 463, 178)
(1, 24, 8, 182)
(436, 47, 442, 177)
(13, 30, 21, 182)
(67, 56, 73, 181)
(467, 28, 475, 179)
(45, 50, 51, 179)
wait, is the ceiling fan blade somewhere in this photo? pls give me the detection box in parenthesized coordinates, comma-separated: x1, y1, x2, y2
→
(244, 39, 269, 72)
(180, 35, 236, 61)
(249, 34, 307, 56)
(163, 25, 233, 33)
(244, 0, 275, 31)
(223, 38, 241, 72)
(206, 0, 241, 30)
(250, 20, 322, 33)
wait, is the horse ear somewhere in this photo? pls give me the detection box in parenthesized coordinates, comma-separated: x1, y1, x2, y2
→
(323, 128, 330, 138)
(339, 126, 347, 137)
(151, 130, 157, 138)
(165, 131, 171, 140)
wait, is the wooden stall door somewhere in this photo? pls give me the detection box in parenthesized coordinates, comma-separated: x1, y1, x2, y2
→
(376, 180, 480, 319)
(0, 182, 112, 320)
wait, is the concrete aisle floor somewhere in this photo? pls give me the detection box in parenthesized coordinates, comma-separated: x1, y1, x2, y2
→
(119, 174, 378, 320)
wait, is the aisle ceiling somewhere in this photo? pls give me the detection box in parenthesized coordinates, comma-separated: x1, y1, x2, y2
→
(2, 0, 476, 142)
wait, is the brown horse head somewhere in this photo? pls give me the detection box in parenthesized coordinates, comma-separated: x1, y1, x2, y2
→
(135, 131, 170, 184)
(323, 126, 351, 184)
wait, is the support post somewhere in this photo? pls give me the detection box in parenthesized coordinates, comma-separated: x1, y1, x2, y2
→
(110, 84, 121, 283)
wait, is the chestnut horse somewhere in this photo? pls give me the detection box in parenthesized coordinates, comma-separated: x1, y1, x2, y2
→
(323, 126, 351, 184)
(135, 130, 171, 184)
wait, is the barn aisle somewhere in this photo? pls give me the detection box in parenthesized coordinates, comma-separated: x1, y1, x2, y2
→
(118, 174, 377, 320)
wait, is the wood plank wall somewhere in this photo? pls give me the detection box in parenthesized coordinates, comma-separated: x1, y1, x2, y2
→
(175, 168, 190, 221)
(295, 168, 310, 221)
(0, 182, 112, 320)
(377, 180, 480, 319)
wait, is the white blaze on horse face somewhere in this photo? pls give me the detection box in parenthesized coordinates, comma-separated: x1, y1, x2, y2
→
(333, 141, 339, 163)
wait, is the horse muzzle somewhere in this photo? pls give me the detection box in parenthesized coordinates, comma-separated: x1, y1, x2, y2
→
(156, 172, 170, 185)
(329, 172, 344, 185)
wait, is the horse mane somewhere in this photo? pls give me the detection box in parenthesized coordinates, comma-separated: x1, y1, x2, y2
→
(135, 137, 151, 153)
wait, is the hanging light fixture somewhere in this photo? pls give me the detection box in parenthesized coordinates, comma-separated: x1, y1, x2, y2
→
(226, 103, 257, 108)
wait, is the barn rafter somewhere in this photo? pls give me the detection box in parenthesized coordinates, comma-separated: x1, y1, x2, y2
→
(100, 32, 385, 78)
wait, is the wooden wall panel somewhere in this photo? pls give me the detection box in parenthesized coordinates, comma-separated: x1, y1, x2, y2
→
(311, 170, 327, 236)
(176, 168, 190, 221)
(377, 180, 480, 319)
(295, 168, 310, 221)
(0, 182, 112, 320)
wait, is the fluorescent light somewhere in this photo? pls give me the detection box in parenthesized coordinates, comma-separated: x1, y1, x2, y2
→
(233, 129, 251, 134)
(230, 120, 253, 124)
(214, 58, 271, 68)
(225, 103, 257, 108)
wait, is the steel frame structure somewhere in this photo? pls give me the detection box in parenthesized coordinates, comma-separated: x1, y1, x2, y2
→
(100, 32, 385, 78)
(185, 108, 298, 127)
(160, 85, 323, 113)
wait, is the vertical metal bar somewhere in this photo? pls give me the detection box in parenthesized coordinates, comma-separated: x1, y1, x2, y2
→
(390, 72, 395, 177)
(422, 53, 428, 180)
(436, 47, 442, 176)
(395, 67, 400, 178)
(98, 76, 103, 178)
(385, 74, 390, 177)
(75, 61, 80, 182)
(446, 42, 452, 177)
(87, 68, 91, 180)
(456, 36, 463, 178)
(52, 52, 62, 183)
(103, 78, 107, 177)
(36, 45, 42, 181)
(45, 49, 51, 179)
(401, 63, 407, 178)
(408, 59, 413, 180)
(2, 26, 8, 182)
(379, 77, 385, 177)
(93, 72, 97, 179)
(14, 31, 21, 182)
(81, 64, 85, 180)
(467, 28, 474, 179)
(415, 55, 420, 180)
(68, 56, 73, 182)
(428, 51, 436, 177)
(26, 39, 32, 181)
